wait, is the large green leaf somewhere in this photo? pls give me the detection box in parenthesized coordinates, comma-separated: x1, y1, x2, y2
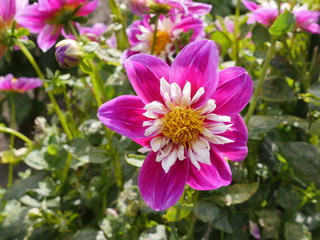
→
(284, 222, 312, 240)
(269, 10, 295, 37)
(261, 77, 294, 102)
(256, 209, 281, 239)
(252, 24, 270, 45)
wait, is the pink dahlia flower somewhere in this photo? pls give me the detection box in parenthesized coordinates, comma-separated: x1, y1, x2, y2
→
(127, 14, 206, 59)
(0, 74, 42, 93)
(129, 0, 211, 16)
(97, 40, 253, 211)
(0, 0, 28, 59)
(16, 0, 100, 52)
(243, 0, 320, 34)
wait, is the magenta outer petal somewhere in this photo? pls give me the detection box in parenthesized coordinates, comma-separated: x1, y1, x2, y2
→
(213, 67, 253, 116)
(172, 15, 205, 41)
(242, 0, 259, 11)
(131, 137, 152, 147)
(77, 0, 100, 16)
(170, 40, 219, 106)
(138, 151, 189, 211)
(213, 114, 248, 161)
(187, 150, 232, 190)
(37, 24, 62, 52)
(97, 95, 150, 139)
(124, 54, 170, 104)
(184, 2, 212, 15)
(0, 0, 15, 21)
(15, 4, 47, 33)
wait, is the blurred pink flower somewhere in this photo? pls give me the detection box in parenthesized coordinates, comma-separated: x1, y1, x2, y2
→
(129, 0, 211, 16)
(215, 17, 252, 38)
(126, 14, 206, 59)
(0, 74, 42, 93)
(0, 0, 28, 59)
(98, 40, 253, 211)
(16, 0, 100, 52)
(243, 0, 320, 34)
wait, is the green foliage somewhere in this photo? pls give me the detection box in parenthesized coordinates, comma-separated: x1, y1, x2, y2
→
(269, 10, 295, 37)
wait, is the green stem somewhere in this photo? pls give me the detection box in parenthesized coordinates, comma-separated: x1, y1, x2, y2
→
(151, 14, 160, 55)
(245, 40, 275, 125)
(169, 222, 179, 240)
(7, 94, 16, 187)
(18, 42, 73, 140)
(108, 0, 129, 50)
(60, 153, 73, 197)
(0, 125, 33, 147)
(68, 21, 79, 38)
(63, 87, 78, 137)
(233, 0, 240, 65)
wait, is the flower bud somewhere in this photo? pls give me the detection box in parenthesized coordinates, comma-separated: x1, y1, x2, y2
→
(55, 39, 84, 68)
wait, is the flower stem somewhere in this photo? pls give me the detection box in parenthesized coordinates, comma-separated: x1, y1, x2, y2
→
(108, 0, 129, 50)
(233, 0, 241, 65)
(245, 40, 275, 125)
(0, 125, 33, 147)
(63, 86, 78, 137)
(7, 94, 16, 187)
(18, 42, 73, 140)
(151, 14, 160, 55)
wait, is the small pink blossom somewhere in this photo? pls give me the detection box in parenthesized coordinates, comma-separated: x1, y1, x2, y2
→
(243, 0, 320, 34)
(0, 0, 28, 59)
(0, 74, 42, 93)
(16, 0, 100, 52)
(126, 14, 206, 59)
(98, 40, 253, 211)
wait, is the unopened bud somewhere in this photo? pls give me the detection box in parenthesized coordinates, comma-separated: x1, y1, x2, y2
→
(55, 39, 84, 68)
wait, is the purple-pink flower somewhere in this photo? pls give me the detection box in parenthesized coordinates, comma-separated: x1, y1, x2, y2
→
(126, 14, 206, 59)
(243, 0, 320, 35)
(97, 40, 253, 211)
(0, 0, 28, 59)
(0, 74, 42, 93)
(16, 0, 100, 52)
(129, 0, 211, 16)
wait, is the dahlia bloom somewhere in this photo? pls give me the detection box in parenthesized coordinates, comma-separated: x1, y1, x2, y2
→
(243, 0, 320, 34)
(0, 74, 42, 93)
(0, 0, 28, 59)
(127, 14, 206, 59)
(98, 40, 253, 211)
(16, 0, 100, 52)
(129, 0, 211, 16)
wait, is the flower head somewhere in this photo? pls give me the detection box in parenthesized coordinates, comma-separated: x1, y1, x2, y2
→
(55, 39, 84, 68)
(127, 14, 206, 59)
(0, 0, 28, 59)
(129, 0, 211, 16)
(98, 40, 253, 211)
(0, 74, 42, 93)
(16, 0, 100, 52)
(243, 0, 320, 34)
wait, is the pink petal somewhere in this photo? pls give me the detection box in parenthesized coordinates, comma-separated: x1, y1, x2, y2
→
(213, 114, 248, 161)
(170, 40, 219, 107)
(76, 0, 100, 16)
(172, 15, 205, 41)
(0, 0, 15, 20)
(124, 54, 170, 104)
(187, 149, 232, 190)
(184, 2, 212, 15)
(242, 0, 259, 11)
(131, 137, 152, 147)
(97, 95, 150, 139)
(15, 4, 47, 33)
(213, 67, 253, 116)
(138, 151, 189, 211)
(37, 24, 62, 52)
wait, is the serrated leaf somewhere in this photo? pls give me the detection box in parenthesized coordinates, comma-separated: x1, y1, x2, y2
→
(269, 10, 295, 37)
(164, 203, 193, 222)
(285, 222, 312, 240)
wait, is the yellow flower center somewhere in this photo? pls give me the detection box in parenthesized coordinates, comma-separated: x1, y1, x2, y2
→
(11, 78, 18, 83)
(150, 30, 171, 55)
(161, 106, 204, 145)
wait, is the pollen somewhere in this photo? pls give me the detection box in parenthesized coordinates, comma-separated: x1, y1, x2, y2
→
(162, 106, 204, 146)
(150, 30, 171, 55)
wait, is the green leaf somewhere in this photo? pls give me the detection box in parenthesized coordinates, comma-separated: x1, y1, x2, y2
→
(269, 10, 295, 37)
(69, 229, 106, 240)
(281, 142, 320, 187)
(211, 31, 232, 56)
(194, 202, 233, 233)
(210, 182, 259, 206)
(24, 149, 48, 170)
(252, 24, 271, 45)
(125, 153, 145, 168)
(139, 225, 167, 240)
(261, 77, 294, 102)
(270, 55, 300, 80)
(310, 118, 320, 135)
(164, 203, 193, 222)
(285, 222, 312, 240)
(256, 209, 281, 239)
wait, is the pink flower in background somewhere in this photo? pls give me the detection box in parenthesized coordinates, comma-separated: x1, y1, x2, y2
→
(0, 0, 28, 59)
(0, 74, 42, 93)
(129, 0, 211, 16)
(98, 40, 253, 211)
(16, 0, 100, 52)
(243, 0, 320, 34)
(126, 14, 206, 59)
(215, 17, 251, 38)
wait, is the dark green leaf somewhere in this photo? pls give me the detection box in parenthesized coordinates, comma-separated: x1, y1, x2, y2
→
(252, 24, 270, 45)
(284, 222, 312, 240)
(256, 209, 281, 239)
(270, 55, 300, 80)
(261, 77, 294, 102)
(269, 10, 295, 37)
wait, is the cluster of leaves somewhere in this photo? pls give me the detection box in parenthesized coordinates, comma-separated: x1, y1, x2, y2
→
(0, 0, 320, 239)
